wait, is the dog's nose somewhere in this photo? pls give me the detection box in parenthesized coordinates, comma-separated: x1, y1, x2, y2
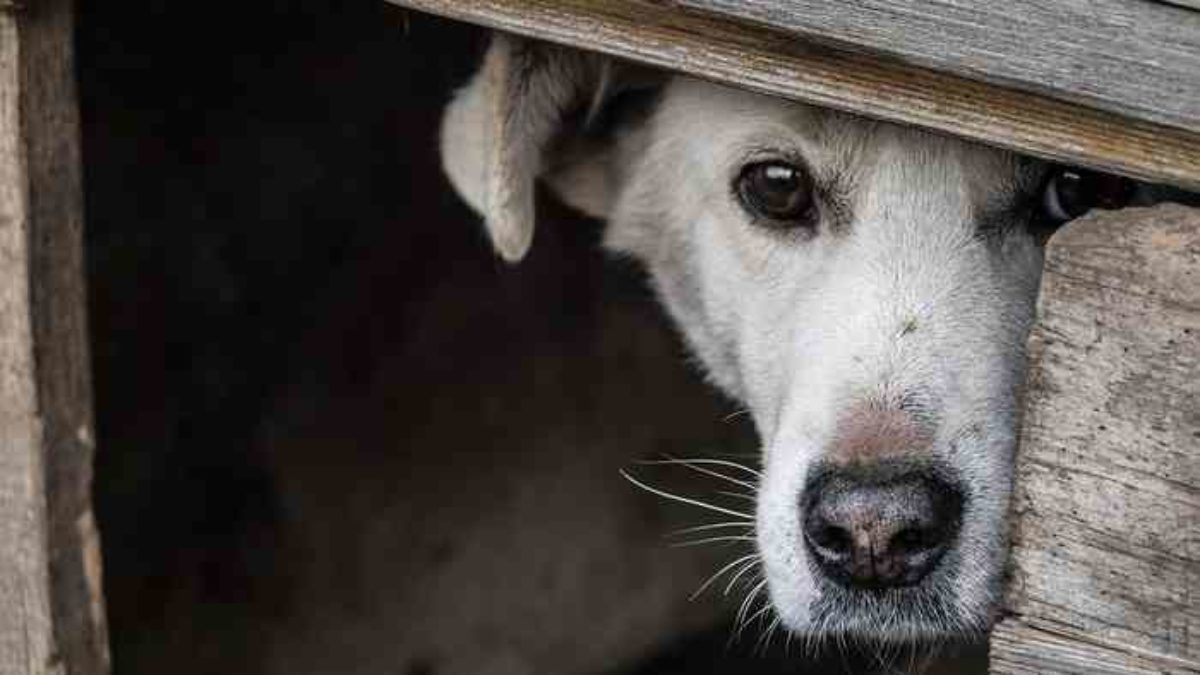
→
(802, 470, 961, 589)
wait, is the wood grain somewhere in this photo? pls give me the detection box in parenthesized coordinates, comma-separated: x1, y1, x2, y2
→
(0, 14, 56, 675)
(676, 0, 1200, 133)
(387, 0, 1200, 192)
(0, 1, 108, 673)
(989, 204, 1200, 674)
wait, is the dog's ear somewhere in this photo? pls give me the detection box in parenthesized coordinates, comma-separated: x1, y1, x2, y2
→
(440, 34, 661, 262)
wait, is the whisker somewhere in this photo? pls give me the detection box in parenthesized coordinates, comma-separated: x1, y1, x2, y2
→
(635, 459, 759, 495)
(639, 456, 761, 482)
(734, 577, 768, 636)
(669, 521, 755, 537)
(736, 593, 773, 643)
(755, 613, 782, 655)
(722, 556, 761, 596)
(620, 470, 753, 520)
(672, 535, 757, 548)
(689, 552, 760, 601)
(722, 408, 751, 423)
(716, 489, 757, 503)
(747, 600, 773, 627)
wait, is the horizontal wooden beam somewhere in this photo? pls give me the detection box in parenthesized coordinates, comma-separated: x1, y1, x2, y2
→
(387, 0, 1200, 191)
(673, 0, 1200, 134)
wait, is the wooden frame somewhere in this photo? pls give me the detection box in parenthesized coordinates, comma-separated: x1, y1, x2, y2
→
(0, 0, 109, 673)
(0, 0, 1194, 672)
(664, 0, 1200, 132)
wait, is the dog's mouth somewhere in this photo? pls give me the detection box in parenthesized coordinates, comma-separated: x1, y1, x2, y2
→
(803, 557, 976, 642)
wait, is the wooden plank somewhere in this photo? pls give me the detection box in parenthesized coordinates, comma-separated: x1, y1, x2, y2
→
(0, 14, 56, 674)
(0, 0, 109, 673)
(387, 0, 1200, 192)
(989, 204, 1200, 675)
(673, 0, 1200, 133)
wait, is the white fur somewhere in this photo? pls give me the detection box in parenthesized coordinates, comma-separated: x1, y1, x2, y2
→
(441, 45, 1047, 641)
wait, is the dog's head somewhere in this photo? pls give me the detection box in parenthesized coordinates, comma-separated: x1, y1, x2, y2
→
(439, 36, 1068, 641)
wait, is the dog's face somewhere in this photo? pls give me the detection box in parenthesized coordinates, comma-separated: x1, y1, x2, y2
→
(440, 38, 1053, 641)
(610, 80, 1046, 640)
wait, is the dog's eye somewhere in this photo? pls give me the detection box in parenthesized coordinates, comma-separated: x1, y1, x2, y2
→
(736, 161, 814, 225)
(1041, 167, 1135, 223)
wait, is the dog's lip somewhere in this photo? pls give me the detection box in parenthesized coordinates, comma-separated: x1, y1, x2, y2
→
(804, 587, 974, 640)
(796, 541, 995, 641)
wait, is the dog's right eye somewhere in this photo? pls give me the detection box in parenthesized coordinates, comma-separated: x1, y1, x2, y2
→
(736, 161, 815, 227)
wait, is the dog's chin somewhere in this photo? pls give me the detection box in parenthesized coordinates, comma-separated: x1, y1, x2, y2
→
(772, 561, 997, 644)
(805, 584, 988, 644)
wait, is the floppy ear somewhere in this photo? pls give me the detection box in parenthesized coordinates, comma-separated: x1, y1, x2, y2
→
(440, 34, 658, 263)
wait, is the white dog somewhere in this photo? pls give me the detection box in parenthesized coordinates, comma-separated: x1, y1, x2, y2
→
(438, 35, 1138, 643)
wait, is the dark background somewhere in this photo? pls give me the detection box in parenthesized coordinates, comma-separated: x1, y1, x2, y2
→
(77, 2, 986, 673)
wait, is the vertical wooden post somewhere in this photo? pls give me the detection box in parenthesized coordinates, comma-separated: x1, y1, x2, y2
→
(990, 204, 1200, 674)
(0, 0, 109, 673)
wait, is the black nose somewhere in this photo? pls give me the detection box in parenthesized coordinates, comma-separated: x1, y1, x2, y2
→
(802, 469, 962, 589)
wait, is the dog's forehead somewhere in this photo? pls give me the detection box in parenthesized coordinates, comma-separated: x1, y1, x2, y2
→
(656, 77, 1027, 195)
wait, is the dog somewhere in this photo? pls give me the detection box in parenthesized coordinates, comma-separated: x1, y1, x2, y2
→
(437, 34, 1152, 644)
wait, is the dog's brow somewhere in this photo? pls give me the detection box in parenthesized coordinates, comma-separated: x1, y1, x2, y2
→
(974, 182, 1038, 242)
(975, 200, 1023, 241)
(815, 171, 854, 234)
(973, 157, 1048, 240)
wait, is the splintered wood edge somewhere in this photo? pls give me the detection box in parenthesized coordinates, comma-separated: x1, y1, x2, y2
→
(387, 0, 1200, 191)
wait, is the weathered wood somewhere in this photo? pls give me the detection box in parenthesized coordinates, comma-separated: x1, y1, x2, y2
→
(387, 0, 1200, 192)
(989, 204, 1200, 675)
(0, 15, 55, 674)
(0, 0, 109, 673)
(674, 0, 1200, 133)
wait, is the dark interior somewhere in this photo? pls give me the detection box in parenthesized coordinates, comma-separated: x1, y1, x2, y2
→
(78, 3, 987, 673)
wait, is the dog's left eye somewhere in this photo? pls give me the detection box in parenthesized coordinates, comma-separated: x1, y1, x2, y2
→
(736, 161, 815, 226)
(1041, 166, 1136, 223)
